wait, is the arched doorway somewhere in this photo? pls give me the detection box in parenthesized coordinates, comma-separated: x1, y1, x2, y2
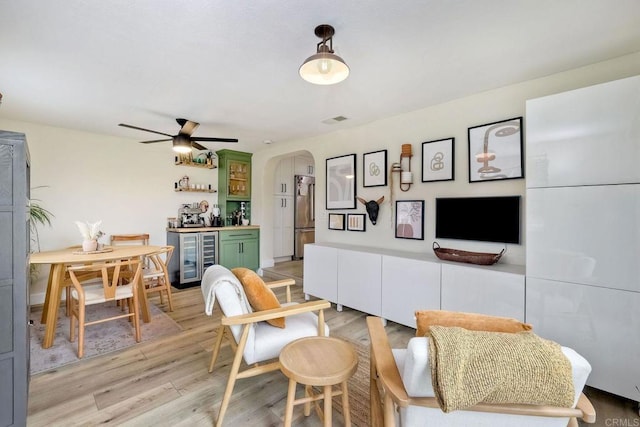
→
(273, 151, 315, 263)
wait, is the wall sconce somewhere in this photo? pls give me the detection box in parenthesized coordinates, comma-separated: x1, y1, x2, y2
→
(391, 144, 413, 192)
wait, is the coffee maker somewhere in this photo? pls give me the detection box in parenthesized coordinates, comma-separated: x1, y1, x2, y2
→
(179, 204, 205, 227)
(210, 204, 223, 227)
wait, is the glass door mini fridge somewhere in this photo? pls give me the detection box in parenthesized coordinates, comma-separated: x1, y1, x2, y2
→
(167, 231, 219, 288)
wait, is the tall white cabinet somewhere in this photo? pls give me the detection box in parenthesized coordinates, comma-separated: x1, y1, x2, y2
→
(525, 75, 640, 402)
(273, 158, 294, 259)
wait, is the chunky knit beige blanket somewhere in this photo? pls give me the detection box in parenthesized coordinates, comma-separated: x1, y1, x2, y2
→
(428, 326, 574, 413)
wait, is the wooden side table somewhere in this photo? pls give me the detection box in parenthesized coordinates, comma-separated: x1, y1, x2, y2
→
(279, 336, 358, 427)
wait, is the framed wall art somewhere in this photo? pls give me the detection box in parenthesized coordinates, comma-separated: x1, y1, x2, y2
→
(468, 117, 523, 183)
(363, 149, 387, 187)
(328, 213, 345, 230)
(395, 200, 424, 240)
(326, 154, 357, 209)
(346, 213, 366, 232)
(422, 138, 454, 182)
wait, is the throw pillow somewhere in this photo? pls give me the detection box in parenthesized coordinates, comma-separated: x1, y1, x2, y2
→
(415, 310, 531, 337)
(232, 267, 285, 328)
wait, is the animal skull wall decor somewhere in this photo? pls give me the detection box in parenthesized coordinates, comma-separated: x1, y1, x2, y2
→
(357, 196, 385, 225)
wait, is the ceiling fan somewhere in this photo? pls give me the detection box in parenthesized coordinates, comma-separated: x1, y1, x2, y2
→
(118, 118, 238, 153)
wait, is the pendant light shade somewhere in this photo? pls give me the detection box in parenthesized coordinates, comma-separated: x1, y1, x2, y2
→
(299, 24, 349, 85)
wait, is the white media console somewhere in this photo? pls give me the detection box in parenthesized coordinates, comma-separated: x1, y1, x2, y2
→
(303, 242, 525, 328)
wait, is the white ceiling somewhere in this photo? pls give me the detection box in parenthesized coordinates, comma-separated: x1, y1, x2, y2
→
(1, 0, 640, 153)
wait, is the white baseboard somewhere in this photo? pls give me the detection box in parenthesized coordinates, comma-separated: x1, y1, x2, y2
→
(30, 291, 61, 306)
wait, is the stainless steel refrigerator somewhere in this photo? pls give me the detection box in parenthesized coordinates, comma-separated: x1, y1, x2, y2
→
(294, 175, 315, 259)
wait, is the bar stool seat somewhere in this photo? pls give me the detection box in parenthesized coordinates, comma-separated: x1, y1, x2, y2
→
(279, 336, 358, 426)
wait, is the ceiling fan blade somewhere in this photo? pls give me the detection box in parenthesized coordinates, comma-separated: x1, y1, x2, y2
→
(139, 138, 172, 144)
(176, 118, 199, 136)
(191, 137, 239, 143)
(191, 142, 208, 151)
(119, 123, 173, 138)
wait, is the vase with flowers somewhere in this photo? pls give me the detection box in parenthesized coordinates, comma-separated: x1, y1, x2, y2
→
(75, 220, 104, 252)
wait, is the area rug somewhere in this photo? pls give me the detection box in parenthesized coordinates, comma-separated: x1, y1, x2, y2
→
(332, 337, 370, 427)
(29, 303, 183, 374)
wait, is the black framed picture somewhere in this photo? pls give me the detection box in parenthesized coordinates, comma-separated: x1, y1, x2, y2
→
(328, 213, 346, 230)
(395, 200, 425, 240)
(468, 117, 523, 182)
(346, 213, 366, 231)
(363, 150, 387, 187)
(326, 154, 357, 209)
(422, 138, 454, 182)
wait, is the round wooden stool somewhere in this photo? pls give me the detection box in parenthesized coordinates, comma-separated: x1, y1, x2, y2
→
(279, 336, 358, 427)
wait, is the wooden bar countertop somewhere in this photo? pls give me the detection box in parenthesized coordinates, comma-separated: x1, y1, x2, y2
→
(166, 225, 260, 233)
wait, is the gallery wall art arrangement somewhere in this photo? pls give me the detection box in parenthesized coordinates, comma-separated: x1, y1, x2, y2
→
(324, 116, 523, 244)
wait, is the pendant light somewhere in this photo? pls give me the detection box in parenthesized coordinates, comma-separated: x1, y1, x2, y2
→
(299, 24, 349, 85)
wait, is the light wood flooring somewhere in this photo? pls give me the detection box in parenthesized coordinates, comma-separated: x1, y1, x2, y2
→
(27, 261, 639, 426)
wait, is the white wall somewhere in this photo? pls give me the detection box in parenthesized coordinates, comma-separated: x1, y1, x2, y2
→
(251, 52, 640, 267)
(3, 51, 639, 301)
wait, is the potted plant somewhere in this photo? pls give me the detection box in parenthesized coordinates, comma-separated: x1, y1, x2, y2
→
(75, 220, 104, 252)
(29, 191, 54, 281)
(29, 197, 53, 253)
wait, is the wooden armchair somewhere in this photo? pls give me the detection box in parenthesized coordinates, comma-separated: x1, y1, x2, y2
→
(201, 265, 331, 427)
(366, 316, 596, 427)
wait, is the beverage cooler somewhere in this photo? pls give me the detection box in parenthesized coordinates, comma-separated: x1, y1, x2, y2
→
(167, 231, 219, 289)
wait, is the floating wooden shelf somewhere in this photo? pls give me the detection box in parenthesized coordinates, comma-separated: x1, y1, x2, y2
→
(174, 188, 217, 193)
(175, 160, 216, 169)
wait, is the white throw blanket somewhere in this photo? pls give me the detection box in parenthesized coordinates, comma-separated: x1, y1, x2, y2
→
(200, 265, 251, 316)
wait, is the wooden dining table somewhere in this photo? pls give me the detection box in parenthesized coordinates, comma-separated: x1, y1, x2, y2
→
(29, 244, 164, 349)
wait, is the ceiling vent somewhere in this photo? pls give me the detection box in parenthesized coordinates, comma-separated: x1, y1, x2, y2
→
(322, 115, 348, 125)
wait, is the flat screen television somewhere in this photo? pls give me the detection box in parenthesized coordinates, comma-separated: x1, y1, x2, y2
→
(435, 196, 521, 244)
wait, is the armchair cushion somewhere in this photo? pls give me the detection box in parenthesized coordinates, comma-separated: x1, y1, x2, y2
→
(415, 310, 531, 337)
(396, 337, 591, 407)
(251, 303, 328, 362)
(232, 267, 285, 328)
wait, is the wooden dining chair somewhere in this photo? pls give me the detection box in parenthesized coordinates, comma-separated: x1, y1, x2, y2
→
(143, 245, 174, 311)
(109, 233, 150, 298)
(62, 245, 101, 316)
(110, 233, 150, 246)
(110, 233, 150, 266)
(67, 258, 143, 358)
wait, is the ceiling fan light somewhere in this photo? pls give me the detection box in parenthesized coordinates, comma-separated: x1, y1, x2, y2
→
(173, 145, 191, 154)
(172, 135, 192, 153)
(299, 52, 350, 85)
